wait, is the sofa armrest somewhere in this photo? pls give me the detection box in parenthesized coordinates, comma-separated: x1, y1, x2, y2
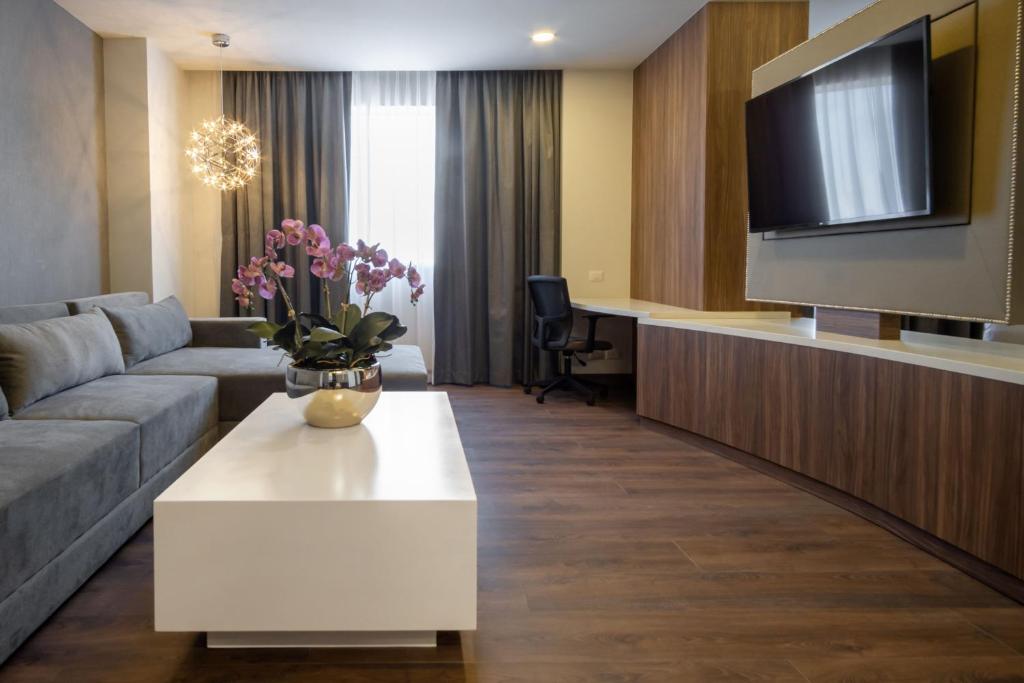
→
(189, 317, 266, 348)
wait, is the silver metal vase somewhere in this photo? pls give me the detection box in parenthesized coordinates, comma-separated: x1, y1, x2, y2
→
(285, 362, 382, 428)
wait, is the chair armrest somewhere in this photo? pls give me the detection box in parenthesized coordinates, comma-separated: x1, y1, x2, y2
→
(582, 313, 612, 349)
(190, 317, 267, 348)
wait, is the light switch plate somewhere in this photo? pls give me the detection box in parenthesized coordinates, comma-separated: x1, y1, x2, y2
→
(588, 270, 605, 282)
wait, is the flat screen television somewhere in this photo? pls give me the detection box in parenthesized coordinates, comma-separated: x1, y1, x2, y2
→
(746, 17, 933, 234)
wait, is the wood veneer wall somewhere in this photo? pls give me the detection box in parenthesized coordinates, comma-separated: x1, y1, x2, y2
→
(637, 324, 1024, 581)
(631, 2, 808, 310)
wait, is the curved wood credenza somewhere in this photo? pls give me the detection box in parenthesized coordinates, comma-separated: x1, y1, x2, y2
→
(637, 317, 1024, 600)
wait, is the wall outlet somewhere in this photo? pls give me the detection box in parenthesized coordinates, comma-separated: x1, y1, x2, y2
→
(588, 270, 605, 283)
(604, 348, 621, 360)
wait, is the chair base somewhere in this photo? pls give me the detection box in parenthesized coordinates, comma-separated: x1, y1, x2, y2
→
(524, 353, 609, 406)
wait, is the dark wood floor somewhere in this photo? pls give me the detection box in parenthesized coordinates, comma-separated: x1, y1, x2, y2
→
(2, 385, 1023, 682)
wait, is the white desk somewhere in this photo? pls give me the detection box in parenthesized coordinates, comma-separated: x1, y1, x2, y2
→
(154, 392, 477, 648)
(571, 297, 791, 320)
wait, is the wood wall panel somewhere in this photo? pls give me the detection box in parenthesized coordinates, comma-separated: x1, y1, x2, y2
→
(630, 2, 808, 311)
(630, 8, 707, 310)
(637, 324, 1024, 579)
(703, 2, 809, 311)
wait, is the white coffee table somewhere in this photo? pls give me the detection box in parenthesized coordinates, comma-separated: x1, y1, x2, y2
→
(154, 392, 476, 648)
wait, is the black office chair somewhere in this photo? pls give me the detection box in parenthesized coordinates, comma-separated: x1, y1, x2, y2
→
(524, 276, 612, 406)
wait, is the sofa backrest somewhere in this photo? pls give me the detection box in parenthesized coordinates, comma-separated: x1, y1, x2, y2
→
(0, 302, 70, 325)
(65, 292, 149, 315)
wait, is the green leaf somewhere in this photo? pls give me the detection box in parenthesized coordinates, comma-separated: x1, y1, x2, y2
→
(247, 321, 282, 339)
(342, 306, 362, 335)
(350, 312, 397, 349)
(309, 327, 344, 342)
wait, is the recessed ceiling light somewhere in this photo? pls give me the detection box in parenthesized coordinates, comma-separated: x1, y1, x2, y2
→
(531, 30, 556, 44)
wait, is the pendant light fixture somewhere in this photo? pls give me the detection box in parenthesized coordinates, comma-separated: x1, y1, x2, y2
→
(185, 33, 260, 191)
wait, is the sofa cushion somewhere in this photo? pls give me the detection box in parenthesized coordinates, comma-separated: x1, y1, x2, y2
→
(102, 296, 192, 368)
(128, 347, 286, 422)
(0, 302, 69, 324)
(379, 345, 429, 391)
(65, 292, 149, 316)
(0, 419, 140, 603)
(14, 375, 217, 484)
(0, 309, 125, 413)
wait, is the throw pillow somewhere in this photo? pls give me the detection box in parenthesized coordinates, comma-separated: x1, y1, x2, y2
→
(0, 309, 125, 413)
(101, 296, 192, 367)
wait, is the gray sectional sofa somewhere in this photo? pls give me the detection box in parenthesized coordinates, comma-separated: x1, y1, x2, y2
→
(0, 293, 427, 664)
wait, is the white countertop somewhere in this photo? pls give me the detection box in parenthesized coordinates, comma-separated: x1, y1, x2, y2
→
(157, 392, 476, 503)
(641, 317, 1024, 385)
(571, 297, 791, 320)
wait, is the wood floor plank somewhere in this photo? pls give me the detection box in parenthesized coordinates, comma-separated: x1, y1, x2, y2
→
(1, 385, 1022, 682)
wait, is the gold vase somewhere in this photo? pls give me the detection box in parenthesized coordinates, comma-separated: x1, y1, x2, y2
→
(285, 362, 382, 428)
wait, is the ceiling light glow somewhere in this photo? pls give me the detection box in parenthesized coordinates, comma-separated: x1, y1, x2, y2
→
(531, 30, 556, 44)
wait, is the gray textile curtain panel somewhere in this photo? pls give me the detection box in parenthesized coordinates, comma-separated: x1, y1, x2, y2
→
(220, 71, 352, 319)
(433, 71, 561, 387)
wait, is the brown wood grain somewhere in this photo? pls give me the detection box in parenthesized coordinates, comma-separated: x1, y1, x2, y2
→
(815, 307, 902, 339)
(630, 6, 708, 309)
(2, 384, 1022, 681)
(703, 2, 809, 311)
(630, 2, 808, 311)
(637, 324, 1024, 583)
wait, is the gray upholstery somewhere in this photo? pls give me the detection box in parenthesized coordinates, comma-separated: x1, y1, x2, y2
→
(0, 309, 125, 413)
(0, 302, 69, 325)
(0, 420, 140, 604)
(0, 427, 216, 666)
(0, 387, 7, 420)
(379, 345, 429, 391)
(65, 291, 149, 315)
(102, 296, 192, 367)
(190, 317, 266, 349)
(129, 347, 287, 422)
(15, 375, 217, 484)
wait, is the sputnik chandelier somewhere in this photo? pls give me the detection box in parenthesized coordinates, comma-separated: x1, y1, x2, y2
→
(185, 34, 260, 192)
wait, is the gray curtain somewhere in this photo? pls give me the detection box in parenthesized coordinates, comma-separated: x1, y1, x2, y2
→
(220, 72, 351, 319)
(433, 71, 561, 386)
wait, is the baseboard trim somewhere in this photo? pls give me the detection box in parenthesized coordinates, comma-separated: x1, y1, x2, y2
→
(638, 416, 1024, 605)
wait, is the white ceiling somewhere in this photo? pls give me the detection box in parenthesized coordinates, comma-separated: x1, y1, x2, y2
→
(54, 0, 713, 71)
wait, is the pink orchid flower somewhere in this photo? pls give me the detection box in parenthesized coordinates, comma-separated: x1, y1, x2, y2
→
(355, 239, 376, 260)
(306, 224, 332, 258)
(337, 243, 356, 262)
(368, 268, 389, 293)
(238, 257, 266, 286)
(256, 275, 277, 300)
(266, 230, 285, 250)
(406, 264, 422, 288)
(371, 248, 389, 267)
(270, 261, 295, 278)
(387, 258, 407, 279)
(280, 219, 306, 246)
(410, 284, 425, 304)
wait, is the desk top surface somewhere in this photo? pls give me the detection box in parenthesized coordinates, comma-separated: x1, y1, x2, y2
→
(157, 392, 476, 504)
(641, 317, 1024, 385)
(571, 297, 790, 320)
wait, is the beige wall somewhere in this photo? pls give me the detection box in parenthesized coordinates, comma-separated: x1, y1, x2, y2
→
(561, 70, 635, 373)
(560, 70, 633, 299)
(104, 38, 209, 312)
(183, 71, 223, 316)
(146, 42, 189, 302)
(809, 0, 873, 35)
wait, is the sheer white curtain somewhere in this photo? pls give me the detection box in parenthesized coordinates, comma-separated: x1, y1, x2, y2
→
(350, 72, 436, 377)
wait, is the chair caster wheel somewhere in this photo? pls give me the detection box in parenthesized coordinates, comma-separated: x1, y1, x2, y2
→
(524, 386, 532, 395)
(587, 397, 596, 406)
(536, 395, 545, 404)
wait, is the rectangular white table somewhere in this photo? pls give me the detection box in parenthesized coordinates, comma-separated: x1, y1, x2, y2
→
(154, 392, 477, 648)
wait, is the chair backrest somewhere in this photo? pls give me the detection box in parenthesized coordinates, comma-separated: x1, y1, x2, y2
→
(527, 276, 573, 350)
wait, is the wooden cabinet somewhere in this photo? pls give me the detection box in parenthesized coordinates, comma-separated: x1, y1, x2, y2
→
(638, 324, 1024, 580)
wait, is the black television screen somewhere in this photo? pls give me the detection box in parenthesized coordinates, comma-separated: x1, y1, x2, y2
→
(746, 17, 933, 234)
